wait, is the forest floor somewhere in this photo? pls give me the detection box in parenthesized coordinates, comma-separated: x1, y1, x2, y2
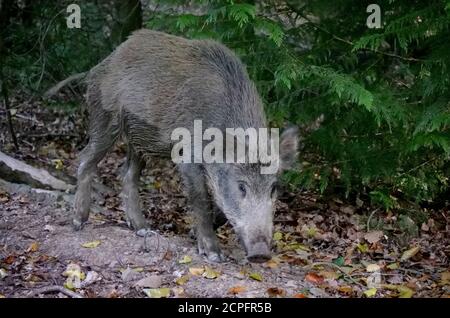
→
(0, 96, 449, 298)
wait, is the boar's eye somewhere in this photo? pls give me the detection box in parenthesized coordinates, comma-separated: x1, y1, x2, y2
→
(238, 182, 247, 197)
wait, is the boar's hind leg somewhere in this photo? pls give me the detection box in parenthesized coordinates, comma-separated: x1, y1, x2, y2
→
(73, 111, 119, 230)
(179, 164, 226, 263)
(121, 146, 147, 230)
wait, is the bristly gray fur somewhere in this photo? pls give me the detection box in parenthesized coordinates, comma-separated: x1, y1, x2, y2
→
(73, 29, 298, 263)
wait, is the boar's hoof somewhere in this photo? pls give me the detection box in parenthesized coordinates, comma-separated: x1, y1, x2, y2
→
(136, 228, 157, 237)
(72, 219, 85, 231)
(198, 242, 226, 263)
(204, 250, 227, 263)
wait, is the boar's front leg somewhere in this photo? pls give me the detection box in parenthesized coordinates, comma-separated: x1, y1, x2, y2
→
(179, 164, 226, 262)
(121, 146, 148, 230)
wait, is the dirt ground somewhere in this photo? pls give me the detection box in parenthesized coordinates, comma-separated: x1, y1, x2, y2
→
(0, 97, 449, 298)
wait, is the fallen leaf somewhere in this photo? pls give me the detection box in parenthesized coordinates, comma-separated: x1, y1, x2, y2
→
(364, 231, 384, 244)
(0, 268, 8, 280)
(357, 243, 369, 253)
(63, 263, 85, 290)
(81, 271, 101, 287)
(143, 288, 171, 298)
(228, 285, 246, 295)
(267, 287, 285, 297)
(318, 270, 340, 280)
(175, 275, 190, 285)
(386, 263, 399, 270)
(400, 246, 420, 261)
(332, 256, 345, 266)
(273, 232, 283, 241)
(178, 255, 192, 264)
(203, 267, 219, 279)
(135, 275, 162, 288)
(0, 293, 5, 298)
(305, 272, 324, 284)
(81, 240, 101, 248)
(366, 264, 381, 272)
(363, 288, 377, 297)
(383, 284, 414, 298)
(249, 272, 263, 282)
(397, 286, 414, 298)
(441, 271, 450, 285)
(189, 267, 205, 276)
(265, 259, 279, 269)
(172, 287, 186, 298)
(27, 242, 39, 252)
(338, 286, 353, 294)
(293, 293, 308, 298)
(53, 159, 64, 170)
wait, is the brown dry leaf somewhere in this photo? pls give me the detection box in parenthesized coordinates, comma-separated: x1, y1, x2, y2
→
(228, 285, 246, 295)
(338, 286, 353, 294)
(364, 231, 384, 244)
(305, 272, 324, 284)
(27, 242, 39, 252)
(267, 287, 285, 297)
(400, 246, 420, 261)
(265, 259, 279, 269)
(189, 267, 205, 276)
(440, 272, 450, 285)
(318, 270, 340, 280)
(293, 293, 308, 298)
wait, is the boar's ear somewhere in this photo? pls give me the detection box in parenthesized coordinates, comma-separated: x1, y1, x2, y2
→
(279, 126, 299, 172)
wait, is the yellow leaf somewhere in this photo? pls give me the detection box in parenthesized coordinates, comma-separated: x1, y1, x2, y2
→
(366, 264, 381, 272)
(273, 232, 283, 241)
(63, 263, 85, 290)
(203, 267, 219, 279)
(189, 267, 205, 276)
(249, 272, 263, 282)
(357, 243, 369, 253)
(27, 242, 39, 252)
(175, 275, 190, 285)
(143, 288, 171, 298)
(386, 263, 399, 270)
(178, 255, 192, 264)
(363, 288, 377, 297)
(0, 293, 5, 298)
(81, 240, 101, 248)
(53, 159, 64, 170)
(400, 246, 420, 261)
(398, 286, 414, 298)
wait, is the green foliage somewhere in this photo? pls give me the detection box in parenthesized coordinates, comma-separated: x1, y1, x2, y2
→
(4, 0, 449, 210)
(147, 0, 449, 209)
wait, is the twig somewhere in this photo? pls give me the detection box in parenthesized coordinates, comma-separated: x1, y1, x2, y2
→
(305, 262, 365, 288)
(1, 79, 19, 150)
(367, 208, 380, 231)
(32, 285, 83, 298)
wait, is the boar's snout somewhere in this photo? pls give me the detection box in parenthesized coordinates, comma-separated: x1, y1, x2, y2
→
(246, 241, 271, 263)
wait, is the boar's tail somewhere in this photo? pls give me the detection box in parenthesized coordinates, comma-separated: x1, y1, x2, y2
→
(43, 72, 88, 99)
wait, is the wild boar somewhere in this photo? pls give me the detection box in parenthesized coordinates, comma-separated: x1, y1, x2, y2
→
(73, 29, 298, 262)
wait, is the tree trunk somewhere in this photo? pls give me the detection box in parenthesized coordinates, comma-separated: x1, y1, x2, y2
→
(111, 0, 142, 46)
